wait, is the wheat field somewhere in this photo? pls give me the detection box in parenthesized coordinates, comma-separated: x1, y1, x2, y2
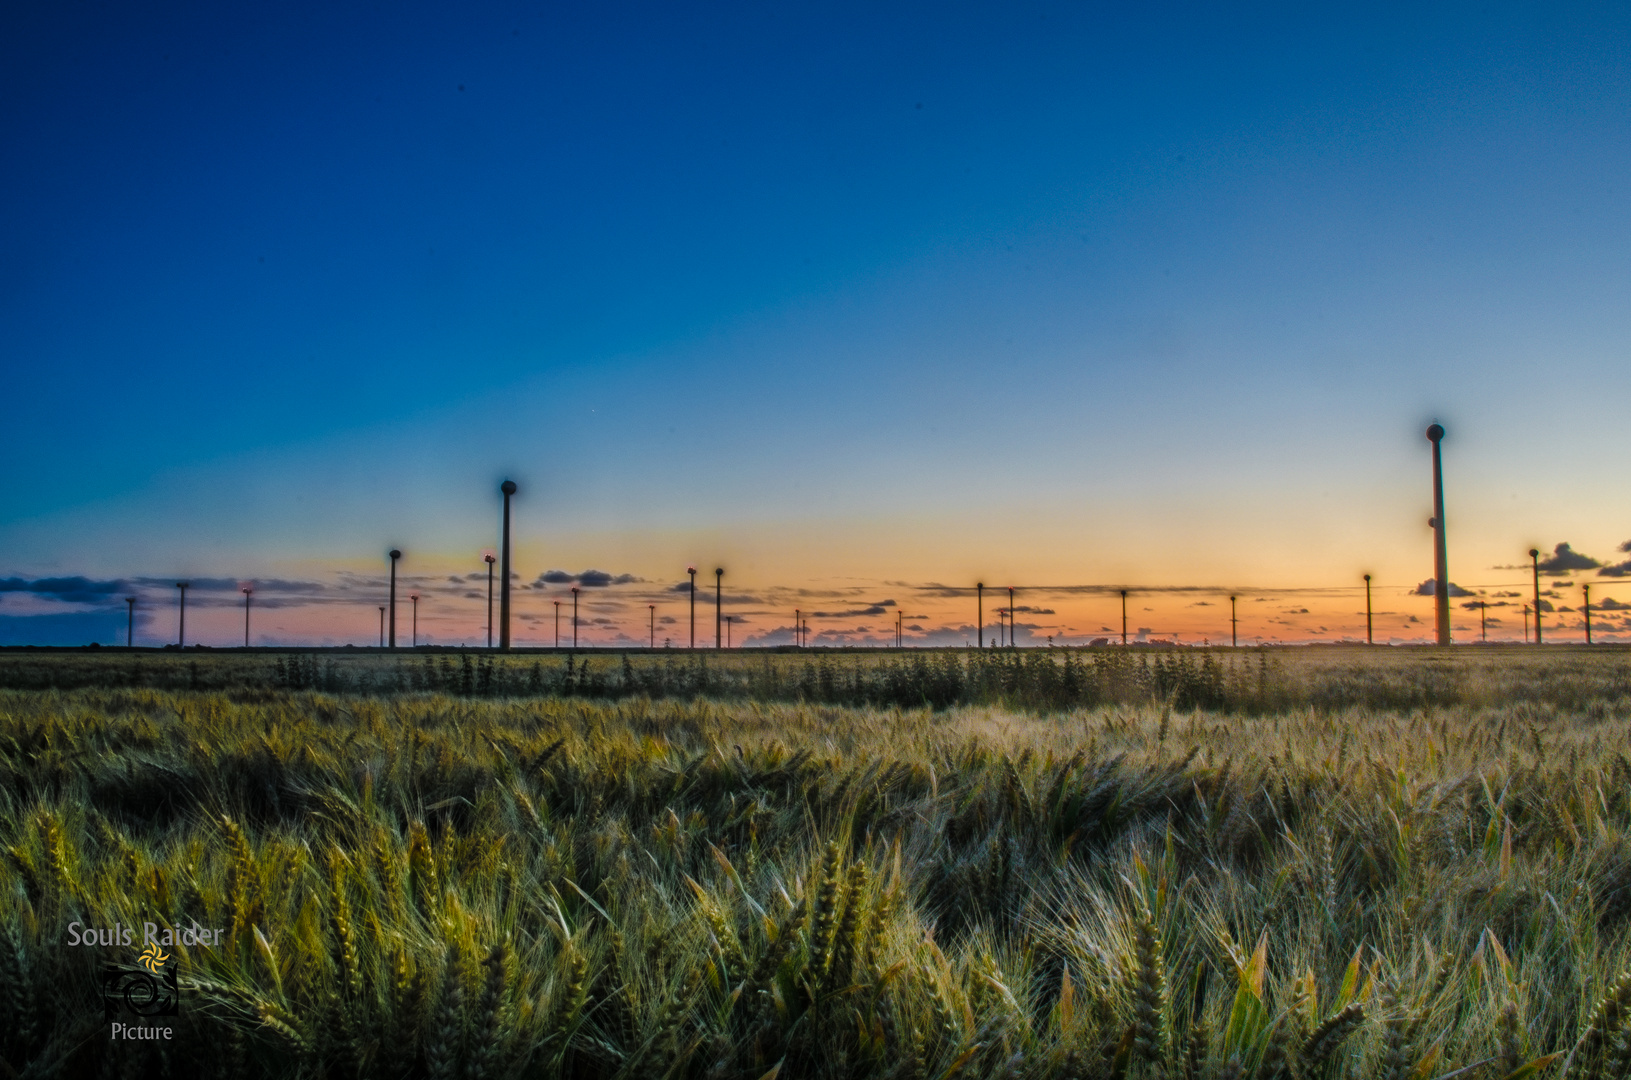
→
(3, 646, 1631, 1078)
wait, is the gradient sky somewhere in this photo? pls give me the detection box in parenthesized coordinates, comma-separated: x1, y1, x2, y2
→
(5, 2, 1631, 646)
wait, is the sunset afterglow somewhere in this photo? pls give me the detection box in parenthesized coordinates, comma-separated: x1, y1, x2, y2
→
(4, 4, 1631, 646)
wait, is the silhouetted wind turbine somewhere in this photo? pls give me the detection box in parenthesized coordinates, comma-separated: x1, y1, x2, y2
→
(1583, 583, 1592, 644)
(126, 597, 135, 647)
(1120, 590, 1128, 646)
(242, 586, 252, 647)
(976, 583, 984, 649)
(378, 606, 385, 647)
(794, 608, 801, 647)
(499, 481, 516, 650)
(483, 550, 496, 648)
(553, 600, 560, 648)
(571, 586, 579, 649)
(388, 550, 401, 648)
(649, 604, 656, 648)
(1008, 586, 1015, 648)
(1522, 603, 1530, 644)
(1364, 574, 1373, 645)
(176, 582, 188, 647)
(410, 593, 419, 647)
(688, 566, 697, 649)
(1230, 596, 1238, 647)
(715, 568, 724, 650)
(1530, 548, 1542, 645)
(1426, 424, 1450, 646)
(1479, 600, 1487, 643)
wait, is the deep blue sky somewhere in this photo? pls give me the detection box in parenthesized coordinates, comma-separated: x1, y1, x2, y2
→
(4, 2, 1631, 644)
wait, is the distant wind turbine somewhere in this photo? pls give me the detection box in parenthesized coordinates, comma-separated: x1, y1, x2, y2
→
(1120, 590, 1128, 646)
(499, 481, 516, 650)
(483, 550, 496, 648)
(976, 583, 983, 649)
(715, 568, 724, 650)
(649, 604, 656, 648)
(410, 593, 420, 647)
(1583, 583, 1593, 645)
(176, 582, 189, 647)
(388, 550, 401, 648)
(1530, 548, 1542, 645)
(242, 586, 252, 647)
(571, 586, 579, 649)
(1426, 424, 1450, 646)
(688, 566, 697, 649)
(378, 606, 385, 647)
(1230, 595, 1237, 648)
(1363, 574, 1373, 645)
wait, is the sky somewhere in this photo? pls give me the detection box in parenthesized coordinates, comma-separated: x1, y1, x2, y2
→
(4, 1, 1631, 647)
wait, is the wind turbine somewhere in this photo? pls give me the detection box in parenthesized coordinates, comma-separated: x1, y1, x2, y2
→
(483, 550, 496, 648)
(1363, 574, 1373, 645)
(1530, 548, 1543, 645)
(715, 568, 723, 650)
(688, 566, 697, 649)
(242, 586, 252, 647)
(499, 481, 516, 649)
(176, 582, 189, 647)
(388, 550, 401, 648)
(1426, 424, 1450, 646)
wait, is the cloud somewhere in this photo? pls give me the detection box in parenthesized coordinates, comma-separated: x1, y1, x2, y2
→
(1537, 543, 1601, 574)
(1414, 579, 1474, 597)
(1599, 545, 1631, 577)
(535, 570, 643, 588)
(1595, 597, 1630, 611)
(0, 576, 126, 604)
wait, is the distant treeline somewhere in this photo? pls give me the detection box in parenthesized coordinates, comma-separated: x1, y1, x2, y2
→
(4, 646, 1631, 711)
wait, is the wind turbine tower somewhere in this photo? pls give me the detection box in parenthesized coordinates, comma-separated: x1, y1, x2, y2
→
(499, 480, 516, 649)
(388, 550, 401, 648)
(1426, 424, 1450, 646)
